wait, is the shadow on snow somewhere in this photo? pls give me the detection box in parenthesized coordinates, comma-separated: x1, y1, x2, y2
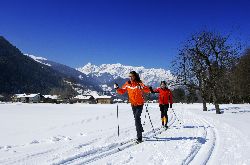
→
(146, 136, 207, 144)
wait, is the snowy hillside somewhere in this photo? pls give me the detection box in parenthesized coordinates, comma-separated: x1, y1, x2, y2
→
(77, 63, 176, 87)
(0, 36, 73, 95)
(26, 54, 103, 92)
(25, 54, 52, 66)
(26, 54, 176, 90)
(0, 103, 249, 165)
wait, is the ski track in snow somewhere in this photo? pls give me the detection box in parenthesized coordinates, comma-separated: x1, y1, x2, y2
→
(1, 104, 249, 165)
(0, 113, 115, 165)
(84, 105, 216, 165)
(51, 114, 176, 165)
(50, 106, 217, 165)
(181, 114, 216, 165)
(0, 106, 212, 165)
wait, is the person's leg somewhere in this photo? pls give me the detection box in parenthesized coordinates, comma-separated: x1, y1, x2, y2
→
(164, 104, 169, 128)
(159, 104, 164, 126)
(132, 105, 143, 141)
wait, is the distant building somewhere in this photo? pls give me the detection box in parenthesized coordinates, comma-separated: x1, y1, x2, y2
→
(12, 94, 26, 102)
(12, 93, 42, 103)
(43, 95, 60, 103)
(95, 95, 112, 104)
(0, 95, 4, 102)
(113, 98, 123, 103)
(73, 95, 96, 104)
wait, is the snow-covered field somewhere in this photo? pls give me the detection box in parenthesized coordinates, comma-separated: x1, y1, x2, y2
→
(0, 103, 250, 165)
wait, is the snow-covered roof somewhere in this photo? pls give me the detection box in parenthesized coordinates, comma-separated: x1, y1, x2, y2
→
(82, 90, 112, 99)
(15, 94, 27, 98)
(113, 99, 123, 101)
(43, 95, 58, 99)
(95, 95, 112, 99)
(74, 95, 93, 100)
(15, 94, 40, 98)
(26, 94, 39, 98)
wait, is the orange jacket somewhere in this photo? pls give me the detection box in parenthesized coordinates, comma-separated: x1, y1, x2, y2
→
(153, 87, 173, 105)
(117, 81, 150, 106)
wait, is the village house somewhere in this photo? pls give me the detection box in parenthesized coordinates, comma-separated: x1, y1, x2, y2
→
(113, 98, 123, 103)
(12, 93, 42, 103)
(43, 95, 60, 103)
(73, 95, 96, 104)
(12, 94, 26, 102)
(0, 94, 4, 102)
(95, 95, 112, 104)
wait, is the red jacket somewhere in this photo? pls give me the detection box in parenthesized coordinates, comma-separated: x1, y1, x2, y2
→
(117, 81, 150, 106)
(153, 87, 173, 105)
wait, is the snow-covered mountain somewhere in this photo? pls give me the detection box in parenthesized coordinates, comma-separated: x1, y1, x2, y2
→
(26, 54, 177, 91)
(77, 63, 176, 88)
(0, 36, 74, 95)
(25, 54, 103, 92)
(25, 54, 51, 66)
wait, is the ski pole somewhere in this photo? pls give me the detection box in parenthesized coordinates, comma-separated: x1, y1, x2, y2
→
(143, 109, 147, 125)
(116, 102, 120, 137)
(143, 93, 149, 125)
(146, 105, 156, 134)
(171, 108, 182, 125)
(145, 94, 156, 134)
(114, 83, 120, 137)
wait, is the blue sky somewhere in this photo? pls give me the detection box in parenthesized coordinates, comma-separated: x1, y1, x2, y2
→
(0, 0, 249, 69)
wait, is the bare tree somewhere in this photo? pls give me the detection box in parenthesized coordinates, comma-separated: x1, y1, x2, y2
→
(232, 49, 250, 103)
(174, 30, 240, 114)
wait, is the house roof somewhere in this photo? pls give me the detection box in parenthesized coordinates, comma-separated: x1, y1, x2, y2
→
(26, 94, 39, 98)
(15, 94, 26, 98)
(95, 95, 112, 99)
(15, 93, 39, 98)
(43, 95, 58, 99)
(74, 95, 93, 100)
(113, 98, 123, 102)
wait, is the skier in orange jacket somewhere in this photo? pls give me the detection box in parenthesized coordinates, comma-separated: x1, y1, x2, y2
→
(114, 71, 150, 143)
(150, 81, 173, 128)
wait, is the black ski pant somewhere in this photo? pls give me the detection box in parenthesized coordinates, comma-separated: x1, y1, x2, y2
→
(159, 104, 169, 125)
(132, 105, 143, 140)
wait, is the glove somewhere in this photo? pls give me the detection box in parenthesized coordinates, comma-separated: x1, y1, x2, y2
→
(149, 86, 154, 93)
(170, 104, 172, 108)
(114, 83, 119, 89)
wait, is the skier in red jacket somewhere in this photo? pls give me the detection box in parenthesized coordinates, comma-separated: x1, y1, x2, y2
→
(150, 81, 173, 128)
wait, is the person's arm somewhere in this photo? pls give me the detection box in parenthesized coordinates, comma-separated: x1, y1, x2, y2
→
(116, 83, 127, 95)
(139, 83, 151, 93)
(153, 88, 160, 93)
(149, 86, 154, 93)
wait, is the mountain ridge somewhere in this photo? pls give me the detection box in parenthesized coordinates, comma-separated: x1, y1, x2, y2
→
(77, 62, 176, 88)
(0, 36, 75, 96)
